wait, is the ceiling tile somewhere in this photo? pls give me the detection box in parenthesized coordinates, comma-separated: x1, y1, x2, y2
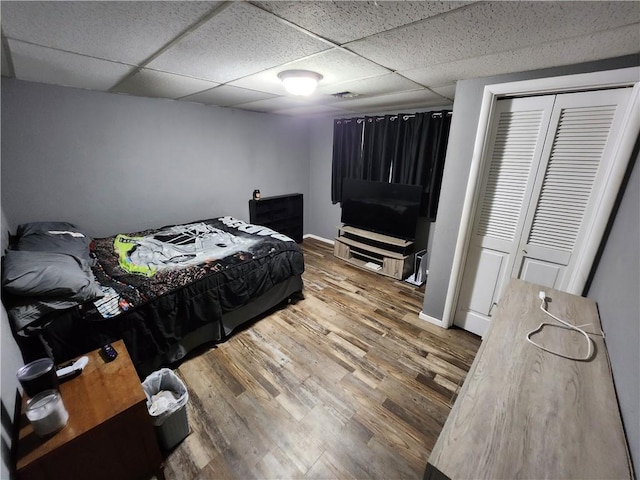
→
(346, 1, 640, 71)
(286, 48, 391, 83)
(273, 104, 354, 117)
(7, 39, 133, 91)
(229, 48, 390, 96)
(112, 69, 219, 100)
(430, 85, 456, 100)
(329, 89, 451, 114)
(180, 85, 276, 107)
(254, 1, 471, 44)
(317, 72, 423, 97)
(1, 1, 219, 65)
(402, 23, 640, 87)
(148, 2, 331, 83)
(1, 0, 638, 117)
(233, 96, 316, 113)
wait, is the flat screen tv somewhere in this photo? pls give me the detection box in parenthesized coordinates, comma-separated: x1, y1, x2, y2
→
(341, 179, 422, 240)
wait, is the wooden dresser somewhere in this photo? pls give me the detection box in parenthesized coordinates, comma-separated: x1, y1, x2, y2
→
(425, 279, 633, 479)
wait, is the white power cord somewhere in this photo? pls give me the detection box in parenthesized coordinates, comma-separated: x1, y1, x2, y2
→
(525, 291, 602, 362)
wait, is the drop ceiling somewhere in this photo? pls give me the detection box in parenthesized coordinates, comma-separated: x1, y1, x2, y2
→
(1, 1, 638, 117)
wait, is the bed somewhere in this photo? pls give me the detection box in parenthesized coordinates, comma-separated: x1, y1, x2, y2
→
(2, 216, 304, 377)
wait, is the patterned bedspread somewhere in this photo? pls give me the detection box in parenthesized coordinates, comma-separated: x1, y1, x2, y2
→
(90, 216, 302, 318)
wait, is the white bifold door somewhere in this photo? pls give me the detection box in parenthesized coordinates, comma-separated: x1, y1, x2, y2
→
(455, 87, 633, 336)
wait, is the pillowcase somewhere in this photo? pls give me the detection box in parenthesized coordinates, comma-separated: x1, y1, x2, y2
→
(16, 231, 92, 263)
(2, 250, 103, 302)
(15, 222, 92, 263)
(16, 221, 84, 238)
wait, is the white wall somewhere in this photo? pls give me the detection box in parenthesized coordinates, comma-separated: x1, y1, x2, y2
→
(1, 79, 311, 237)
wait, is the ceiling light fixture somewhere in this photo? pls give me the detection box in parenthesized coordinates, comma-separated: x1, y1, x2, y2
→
(278, 70, 323, 96)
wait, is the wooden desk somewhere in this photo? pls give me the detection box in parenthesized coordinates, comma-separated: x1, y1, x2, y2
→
(16, 340, 163, 480)
(425, 279, 633, 479)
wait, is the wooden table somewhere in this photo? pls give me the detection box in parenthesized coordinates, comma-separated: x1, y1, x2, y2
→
(16, 339, 164, 480)
(425, 279, 633, 480)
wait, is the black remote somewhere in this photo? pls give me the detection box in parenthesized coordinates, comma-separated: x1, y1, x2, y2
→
(100, 343, 118, 363)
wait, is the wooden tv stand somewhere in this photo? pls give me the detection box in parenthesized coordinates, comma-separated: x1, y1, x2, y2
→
(333, 225, 414, 280)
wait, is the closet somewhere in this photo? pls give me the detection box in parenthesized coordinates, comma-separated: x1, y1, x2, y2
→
(454, 87, 633, 335)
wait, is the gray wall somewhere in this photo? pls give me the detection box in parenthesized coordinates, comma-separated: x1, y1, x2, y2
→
(1, 208, 23, 479)
(1, 79, 311, 238)
(307, 117, 341, 241)
(1, 80, 311, 475)
(2, 58, 637, 473)
(423, 54, 640, 321)
(0, 304, 19, 480)
(587, 154, 639, 472)
(420, 55, 639, 472)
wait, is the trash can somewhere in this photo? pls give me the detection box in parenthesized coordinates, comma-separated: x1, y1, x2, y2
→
(142, 368, 190, 450)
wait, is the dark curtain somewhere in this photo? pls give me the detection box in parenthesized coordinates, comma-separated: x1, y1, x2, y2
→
(331, 119, 364, 203)
(392, 112, 452, 220)
(362, 115, 399, 182)
(331, 111, 451, 220)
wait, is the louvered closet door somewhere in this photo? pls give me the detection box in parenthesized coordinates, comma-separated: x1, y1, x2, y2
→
(512, 88, 633, 290)
(454, 96, 555, 335)
(455, 87, 633, 336)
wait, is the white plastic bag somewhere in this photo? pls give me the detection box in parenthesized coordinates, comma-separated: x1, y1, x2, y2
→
(141, 368, 189, 426)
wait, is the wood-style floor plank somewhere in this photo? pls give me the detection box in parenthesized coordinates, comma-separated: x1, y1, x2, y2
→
(161, 238, 480, 479)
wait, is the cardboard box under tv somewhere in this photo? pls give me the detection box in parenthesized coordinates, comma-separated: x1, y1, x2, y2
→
(334, 224, 414, 280)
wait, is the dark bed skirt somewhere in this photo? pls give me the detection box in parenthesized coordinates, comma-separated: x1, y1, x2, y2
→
(136, 274, 304, 376)
(20, 275, 303, 378)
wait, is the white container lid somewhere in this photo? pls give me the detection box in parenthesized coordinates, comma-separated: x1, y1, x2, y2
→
(26, 389, 68, 436)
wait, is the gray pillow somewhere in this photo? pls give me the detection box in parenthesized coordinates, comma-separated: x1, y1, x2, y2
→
(17, 221, 84, 237)
(17, 231, 92, 263)
(2, 250, 102, 302)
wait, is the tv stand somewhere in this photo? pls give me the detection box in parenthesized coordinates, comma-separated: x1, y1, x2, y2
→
(333, 225, 414, 280)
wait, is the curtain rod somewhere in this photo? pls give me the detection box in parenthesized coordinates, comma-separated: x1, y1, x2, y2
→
(337, 111, 452, 124)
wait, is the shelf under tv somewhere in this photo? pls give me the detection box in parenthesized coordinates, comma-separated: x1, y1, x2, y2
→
(333, 224, 414, 280)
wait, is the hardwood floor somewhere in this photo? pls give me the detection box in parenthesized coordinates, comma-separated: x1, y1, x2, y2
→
(161, 238, 481, 480)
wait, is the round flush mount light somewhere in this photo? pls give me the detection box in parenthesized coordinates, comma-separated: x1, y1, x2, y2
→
(278, 70, 323, 96)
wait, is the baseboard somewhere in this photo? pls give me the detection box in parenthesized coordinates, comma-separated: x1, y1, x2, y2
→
(455, 314, 488, 338)
(419, 311, 447, 329)
(303, 234, 334, 245)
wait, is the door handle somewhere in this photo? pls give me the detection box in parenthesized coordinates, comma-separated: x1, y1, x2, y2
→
(488, 302, 498, 317)
(522, 249, 528, 255)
